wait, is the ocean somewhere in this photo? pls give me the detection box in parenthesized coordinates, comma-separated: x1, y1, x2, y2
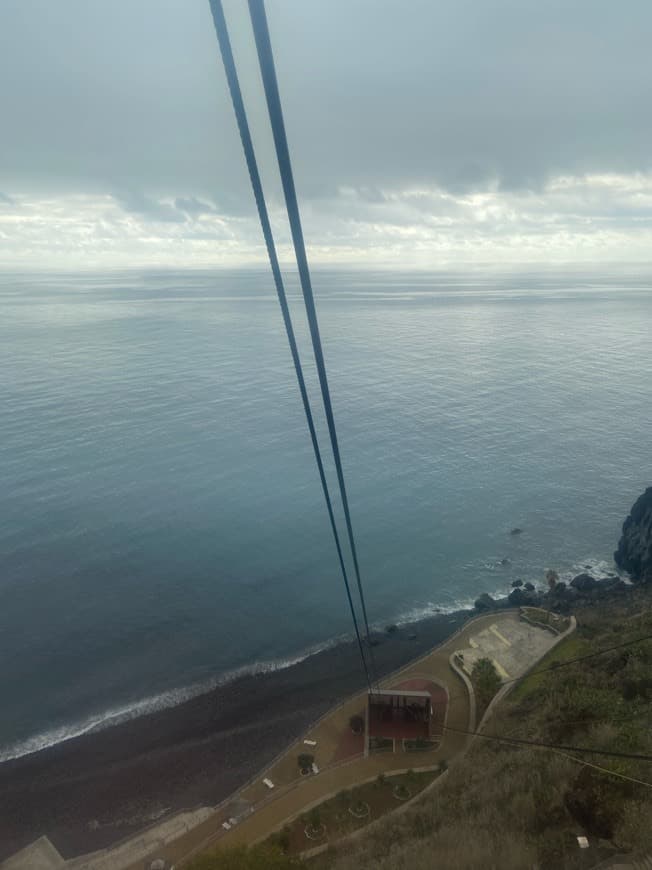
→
(1, 268, 650, 761)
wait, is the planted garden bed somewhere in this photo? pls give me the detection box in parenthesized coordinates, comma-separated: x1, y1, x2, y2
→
(267, 770, 439, 857)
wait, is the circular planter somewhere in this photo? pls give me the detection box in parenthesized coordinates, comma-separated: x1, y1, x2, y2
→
(304, 823, 327, 841)
(348, 801, 370, 819)
(392, 785, 412, 802)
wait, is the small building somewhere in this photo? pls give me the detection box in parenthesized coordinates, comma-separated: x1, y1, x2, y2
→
(367, 689, 432, 740)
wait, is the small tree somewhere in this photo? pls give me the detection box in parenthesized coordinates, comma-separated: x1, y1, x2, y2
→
(472, 657, 502, 707)
(349, 714, 364, 734)
(308, 806, 321, 833)
(297, 753, 314, 772)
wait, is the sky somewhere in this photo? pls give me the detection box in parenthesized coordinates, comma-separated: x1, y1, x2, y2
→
(1, 0, 651, 269)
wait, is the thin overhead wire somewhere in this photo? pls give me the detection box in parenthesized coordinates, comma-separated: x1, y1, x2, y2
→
(551, 749, 652, 791)
(442, 722, 652, 763)
(247, 0, 378, 678)
(442, 630, 652, 710)
(208, 0, 372, 692)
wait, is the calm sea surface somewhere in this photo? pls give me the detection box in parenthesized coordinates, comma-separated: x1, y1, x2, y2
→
(1, 268, 651, 758)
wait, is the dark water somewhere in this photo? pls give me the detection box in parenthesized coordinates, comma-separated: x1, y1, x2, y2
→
(1, 268, 650, 758)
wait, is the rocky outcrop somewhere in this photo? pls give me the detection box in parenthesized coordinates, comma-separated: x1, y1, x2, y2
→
(615, 487, 652, 583)
(508, 587, 537, 606)
(570, 573, 597, 592)
(474, 593, 497, 611)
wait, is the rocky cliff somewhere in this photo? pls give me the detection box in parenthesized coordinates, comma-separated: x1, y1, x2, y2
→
(614, 486, 652, 582)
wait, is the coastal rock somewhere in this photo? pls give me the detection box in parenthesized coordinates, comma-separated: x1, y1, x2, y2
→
(524, 582, 535, 592)
(510, 527, 523, 535)
(511, 579, 524, 588)
(508, 587, 537, 606)
(614, 486, 652, 583)
(474, 593, 497, 611)
(571, 573, 597, 592)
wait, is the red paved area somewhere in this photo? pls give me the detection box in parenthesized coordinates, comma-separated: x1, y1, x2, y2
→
(333, 729, 364, 762)
(368, 714, 429, 740)
(392, 679, 448, 737)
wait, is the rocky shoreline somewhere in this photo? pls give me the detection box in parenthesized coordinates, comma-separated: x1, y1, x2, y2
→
(473, 487, 652, 615)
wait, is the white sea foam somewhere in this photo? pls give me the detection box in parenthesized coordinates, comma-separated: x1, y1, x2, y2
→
(0, 555, 621, 763)
(0, 635, 346, 763)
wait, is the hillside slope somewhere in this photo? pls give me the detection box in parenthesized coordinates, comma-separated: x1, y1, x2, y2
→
(320, 587, 652, 870)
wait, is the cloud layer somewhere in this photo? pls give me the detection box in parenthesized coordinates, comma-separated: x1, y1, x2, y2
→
(1, 1, 651, 267)
(2, 173, 652, 269)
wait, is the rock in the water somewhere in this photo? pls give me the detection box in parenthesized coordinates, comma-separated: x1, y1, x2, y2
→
(511, 579, 524, 588)
(500, 557, 511, 566)
(508, 587, 535, 606)
(614, 487, 652, 583)
(385, 624, 398, 634)
(570, 573, 597, 592)
(510, 527, 523, 535)
(524, 582, 535, 592)
(474, 593, 496, 611)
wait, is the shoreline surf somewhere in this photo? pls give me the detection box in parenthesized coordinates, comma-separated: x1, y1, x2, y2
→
(0, 555, 615, 765)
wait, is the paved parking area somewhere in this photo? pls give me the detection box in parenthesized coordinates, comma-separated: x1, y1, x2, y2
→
(456, 615, 558, 681)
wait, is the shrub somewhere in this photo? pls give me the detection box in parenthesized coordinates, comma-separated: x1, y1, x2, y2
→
(349, 714, 364, 734)
(270, 827, 290, 854)
(308, 807, 321, 832)
(472, 657, 502, 708)
(297, 753, 314, 771)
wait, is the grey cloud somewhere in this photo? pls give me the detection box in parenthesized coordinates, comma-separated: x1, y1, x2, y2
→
(116, 191, 188, 223)
(0, 0, 651, 210)
(174, 196, 217, 216)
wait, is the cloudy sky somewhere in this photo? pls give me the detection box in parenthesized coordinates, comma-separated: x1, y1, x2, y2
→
(1, 0, 651, 269)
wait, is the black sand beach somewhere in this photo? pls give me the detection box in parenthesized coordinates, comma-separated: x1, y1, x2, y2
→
(0, 609, 471, 861)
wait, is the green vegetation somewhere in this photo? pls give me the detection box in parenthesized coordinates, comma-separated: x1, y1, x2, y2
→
(266, 771, 437, 857)
(404, 736, 438, 751)
(187, 843, 304, 869)
(317, 587, 652, 870)
(305, 806, 324, 837)
(368, 735, 393, 753)
(298, 753, 314, 772)
(471, 656, 502, 716)
(348, 714, 364, 734)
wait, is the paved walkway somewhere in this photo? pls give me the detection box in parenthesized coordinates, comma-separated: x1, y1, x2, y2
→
(3, 610, 567, 870)
(122, 610, 562, 870)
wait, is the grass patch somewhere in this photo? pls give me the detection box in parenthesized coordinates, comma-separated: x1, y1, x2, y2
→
(267, 771, 439, 857)
(316, 586, 652, 870)
(509, 633, 587, 703)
